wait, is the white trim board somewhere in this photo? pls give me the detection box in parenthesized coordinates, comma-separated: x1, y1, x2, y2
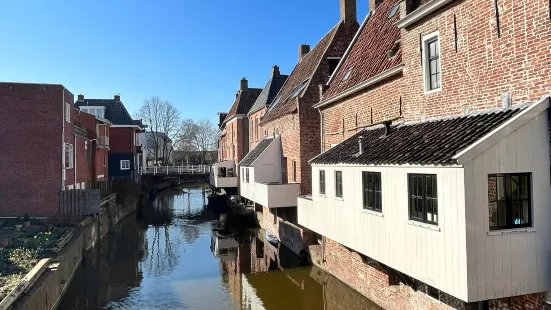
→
(314, 65, 403, 109)
(395, 0, 456, 29)
(453, 97, 550, 164)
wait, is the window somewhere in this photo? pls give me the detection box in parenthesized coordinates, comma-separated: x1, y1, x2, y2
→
(408, 174, 438, 225)
(255, 117, 259, 141)
(342, 68, 353, 81)
(319, 170, 326, 195)
(388, 3, 400, 19)
(488, 173, 531, 230)
(103, 155, 107, 167)
(328, 58, 340, 75)
(362, 172, 382, 212)
(242, 168, 245, 181)
(65, 143, 73, 169)
(290, 80, 309, 99)
(292, 161, 297, 182)
(120, 160, 130, 170)
(65, 104, 71, 122)
(81, 107, 105, 118)
(246, 168, 249, 183)
(422, 32, 441, 92)
(335, 171, 343, 198)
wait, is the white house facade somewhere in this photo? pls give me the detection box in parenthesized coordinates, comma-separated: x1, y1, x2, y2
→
(298, 97, 551, 304)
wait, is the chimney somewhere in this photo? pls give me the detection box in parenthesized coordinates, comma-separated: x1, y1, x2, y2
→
(370, 0, 384, 12)
(319, 84, 327, 100)
(240, 78, 248, 91)
(299, 45, 310, 61)
(358, 136, 364, 155)
(384, 121, 392, 136)
(272, 65, 280, 78)
(114, 94, 121, 102)
(340, 0, 357, 25)
(501, 93, 512, 108)
(77, 94, 84, 102)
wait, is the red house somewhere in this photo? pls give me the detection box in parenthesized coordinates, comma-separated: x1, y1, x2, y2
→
(0, 82, 99, 216)
(74, 109, 111, 184)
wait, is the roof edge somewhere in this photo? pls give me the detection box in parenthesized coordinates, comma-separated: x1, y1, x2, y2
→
(238, 136, 276, 167)
(395, 0, 456, 29)
(327, 11, 373, 85)
(314, 65, 403, 109)
(453, 96, 550, 164)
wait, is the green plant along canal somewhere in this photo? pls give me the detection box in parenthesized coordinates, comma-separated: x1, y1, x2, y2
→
(58, 185, 382, 310)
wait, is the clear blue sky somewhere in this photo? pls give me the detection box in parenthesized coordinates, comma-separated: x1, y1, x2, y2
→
(0, 1, 368, 123)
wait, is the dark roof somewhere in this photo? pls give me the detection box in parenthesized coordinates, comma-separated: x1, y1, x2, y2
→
(323, 0, 402, 101)
(261, 22, 345, 124)
(248, 73, 289, 116)
(239, 137, 274, 166)
(311, 107, 525, 166)
(224, 88, 263, 123)
(75, 99, 135, 125)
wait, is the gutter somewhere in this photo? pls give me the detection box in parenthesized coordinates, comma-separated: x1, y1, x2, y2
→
(395, 0, 456, 29)
(314, 65, 403, 109)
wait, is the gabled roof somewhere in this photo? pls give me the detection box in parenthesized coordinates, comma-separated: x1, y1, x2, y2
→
(310, 106, 529, 166)
(239, 137, 274, 167)
(322, 0, 402, 102)
(261, 22, 345, 124)
(224, 88, 262, 123)
(75, 99, 135, 126)
(248, 72, 289, 116)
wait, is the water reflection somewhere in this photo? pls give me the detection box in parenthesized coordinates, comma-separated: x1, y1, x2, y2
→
(60, 186, 382, 310)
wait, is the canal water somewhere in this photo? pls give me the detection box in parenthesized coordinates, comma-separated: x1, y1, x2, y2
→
(59, 185, 382, 310)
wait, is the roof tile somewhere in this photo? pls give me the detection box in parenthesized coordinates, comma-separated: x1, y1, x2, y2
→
(224, 88, 262, 123)
(323, 0, 402, 100)
(311, 107, 525, 166)
(75, 99, 135, 125)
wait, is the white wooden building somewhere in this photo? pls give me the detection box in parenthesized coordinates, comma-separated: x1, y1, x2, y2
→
(298, 97, 551, 303)
(239, 136, 300, 209)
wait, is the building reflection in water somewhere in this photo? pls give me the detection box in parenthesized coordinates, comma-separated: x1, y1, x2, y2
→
(213, 229, 382, 310)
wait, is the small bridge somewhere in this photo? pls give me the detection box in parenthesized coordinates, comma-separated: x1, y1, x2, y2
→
(139, 165, 211, 176)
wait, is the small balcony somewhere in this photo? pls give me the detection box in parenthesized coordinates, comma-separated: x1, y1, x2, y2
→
(97, 136, 109, 148)
(242, 182, 301, 208)
(209, 161, 238, 189)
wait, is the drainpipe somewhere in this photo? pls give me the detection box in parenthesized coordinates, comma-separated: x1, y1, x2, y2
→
(74, 134, 77, 187)
(61, 89, 66, 189)
(319, 109, 324, 153)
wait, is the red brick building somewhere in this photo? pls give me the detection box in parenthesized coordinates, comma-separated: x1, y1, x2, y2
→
(76, 95, 143, 181)
(0, 83, 95, 216)
(247, 66, 288, 150)
(75, 109, 111, 183)
(297, 0, 551, 308)
(220, 78, 262, 166)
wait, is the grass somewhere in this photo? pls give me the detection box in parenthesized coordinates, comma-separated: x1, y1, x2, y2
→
(0, 227, 72, 301)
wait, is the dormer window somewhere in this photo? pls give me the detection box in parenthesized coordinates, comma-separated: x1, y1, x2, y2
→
(388, 3, 400, 19)
(80, 106, 105, 118)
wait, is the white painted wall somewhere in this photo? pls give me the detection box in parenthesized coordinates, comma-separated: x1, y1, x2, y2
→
(463, 111, 551, 301)
(252, 137, 282, 184)
(298, 165, 468, 301)
(241, 165, 300, 208)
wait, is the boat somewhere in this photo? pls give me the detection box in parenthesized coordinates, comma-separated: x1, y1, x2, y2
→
(265, 231, 279, 246)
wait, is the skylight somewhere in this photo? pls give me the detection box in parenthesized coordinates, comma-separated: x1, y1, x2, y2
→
(388, 4, 400, 19)
(343, 68, 353, 81)
(290, 80, 309, 99)
(267, 95, 282, 112)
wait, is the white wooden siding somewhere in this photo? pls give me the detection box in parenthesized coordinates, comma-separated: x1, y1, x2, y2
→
(464, 111, 551, 302)
(299, 165, 468, 301)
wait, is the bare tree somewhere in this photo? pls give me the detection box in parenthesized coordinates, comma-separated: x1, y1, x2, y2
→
(135, 96, 181, 165)
(178, 118, 217, 164)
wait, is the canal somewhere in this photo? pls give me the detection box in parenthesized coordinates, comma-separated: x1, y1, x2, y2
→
(59, 185, 382, 310)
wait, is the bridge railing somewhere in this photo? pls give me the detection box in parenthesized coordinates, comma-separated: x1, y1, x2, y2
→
(139, 165, 211, 175)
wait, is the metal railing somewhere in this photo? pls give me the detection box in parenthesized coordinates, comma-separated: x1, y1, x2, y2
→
(138, 164, 211, 175)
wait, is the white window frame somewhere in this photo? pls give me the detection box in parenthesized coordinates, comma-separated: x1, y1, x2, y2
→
(65, 143, 74, 169)
(422, 31, 442, 94)
(120, 160, 130, 170)
(65, 103, 71, 122)
(80, 106, 105, 118)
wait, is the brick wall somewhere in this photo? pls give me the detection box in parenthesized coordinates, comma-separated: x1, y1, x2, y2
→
(0, 83, 69, 216)
(321, 75, 404, 150)
(323, 238, 550, 310)
(95, 148, 108, 180)
(401, 0, 551, 122)
(109, 127, 134, 154)
(249, 108, 266, 150)
(74, 135, 91, 188)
